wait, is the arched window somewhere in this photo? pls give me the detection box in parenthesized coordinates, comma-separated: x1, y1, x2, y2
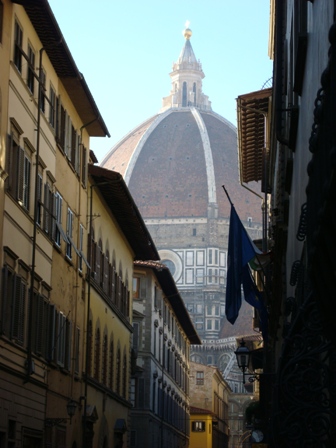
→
(122, 352, 127, 398)
(116, 346, 121, 394)
(109, 338, 114, 390)
(94, 327, 100, 381)
(182, 82, 187, 107)
(193, 82, 196, 105)
(103, 249, 111, 297)
(102, 333, 108, 384)
(117, 262, 122, 310)
(112, 254, 116, 305)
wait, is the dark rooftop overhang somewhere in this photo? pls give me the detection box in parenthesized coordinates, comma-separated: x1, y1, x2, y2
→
(89, 165, 159, 261)
(13, 0, 110, 138)
(237, 88, 272, 185)
(134, 260, 201, 345)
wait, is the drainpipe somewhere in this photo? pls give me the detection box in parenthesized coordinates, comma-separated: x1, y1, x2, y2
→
(26, 47, 45, 381)
(275, 0, 288, 146)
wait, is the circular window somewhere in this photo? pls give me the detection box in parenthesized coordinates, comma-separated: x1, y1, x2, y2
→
(158, 249, 182, 282)
(161, 259, 176, 276)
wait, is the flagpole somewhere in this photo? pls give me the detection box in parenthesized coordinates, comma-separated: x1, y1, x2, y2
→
(222, 185, 233, 206)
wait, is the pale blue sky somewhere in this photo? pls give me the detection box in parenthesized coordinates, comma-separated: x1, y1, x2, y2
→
(48, 0, 273, 162)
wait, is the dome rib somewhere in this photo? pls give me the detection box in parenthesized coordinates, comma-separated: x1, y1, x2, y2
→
(190, 107, 217, 207)
(124, 108, 173, 184)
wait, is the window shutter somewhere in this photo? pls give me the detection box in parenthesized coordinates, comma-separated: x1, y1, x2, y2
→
(71, 126, 76, 169)
(60, 105, 66, 151)
(65, 320, 72, 371)
(36, 294, 45, 355)
(47, 304, 56, 362)
(12, 276, 26, 345)
(56, 312, 66, 367)
(23, 155, 31, 210)
(1, 266, 14, 336)
(17, 146, 24, 202)
(41, 298, 49, 358)
(5, 134, 13, 192)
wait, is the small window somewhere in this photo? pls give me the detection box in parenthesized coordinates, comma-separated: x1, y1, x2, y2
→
(14, 20, 23, 72)
(192, 421, 205, 432)
(196, 371, 204, 385)
(133, 277, 140, 299)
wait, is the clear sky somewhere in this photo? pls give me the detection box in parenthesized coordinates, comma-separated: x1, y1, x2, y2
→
(48, 0, 273, 163)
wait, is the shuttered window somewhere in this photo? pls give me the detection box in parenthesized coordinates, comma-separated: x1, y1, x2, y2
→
(44, 181, 53, 236)
(49, 85, 56, 128)
(5, 135, 31, 211)
(1, 267, 26, 344)
(53, 192, 63, 246)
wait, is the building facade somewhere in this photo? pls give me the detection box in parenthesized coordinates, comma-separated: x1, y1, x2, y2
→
(0, 1, 108, 446)
(0, 2, 161, 448)
(189, 361, 230, 448)
(86, 165, 159, 448)
(131, 260, 201, 448)
(237, 0, 336, 446)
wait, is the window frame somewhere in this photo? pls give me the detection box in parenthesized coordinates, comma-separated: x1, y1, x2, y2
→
(14, 19, 23, 72)
(26, 42, 35, 94)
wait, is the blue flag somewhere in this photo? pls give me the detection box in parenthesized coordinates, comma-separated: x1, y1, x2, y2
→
(225, 204, 258, 324)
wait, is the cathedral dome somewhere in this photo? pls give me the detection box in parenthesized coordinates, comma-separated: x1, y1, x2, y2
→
(101, 29, 262, 225)
(101, 27, 261, 350)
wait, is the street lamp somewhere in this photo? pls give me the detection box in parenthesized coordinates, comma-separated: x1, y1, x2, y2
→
(45, 399, 77, 426)
(234, 339, 250, 383)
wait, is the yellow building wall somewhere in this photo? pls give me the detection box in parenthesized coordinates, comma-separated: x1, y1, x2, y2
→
(190, 414, 213, 448)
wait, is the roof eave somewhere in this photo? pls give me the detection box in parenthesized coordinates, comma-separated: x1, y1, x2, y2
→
(13, 0, 110, 137)
(88, 165, 159, 261)
(134, 260, 201, 345)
